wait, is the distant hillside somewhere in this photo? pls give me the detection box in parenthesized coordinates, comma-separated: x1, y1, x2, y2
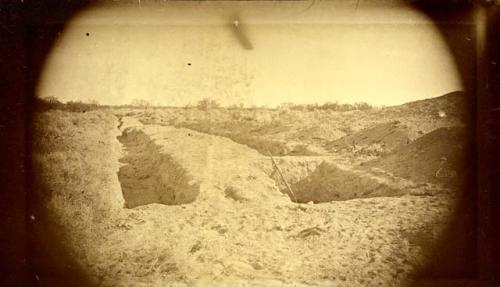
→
(364, 91, 470, 140)
(384, 91, 469, 122)
(114, 91, 471, 157)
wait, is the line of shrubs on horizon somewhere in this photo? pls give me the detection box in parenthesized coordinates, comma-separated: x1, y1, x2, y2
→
(194, 99, 375, 111)
(34, 97, 102, 112)
(35, 96, 374, 112)
(276, 101, 374, 112)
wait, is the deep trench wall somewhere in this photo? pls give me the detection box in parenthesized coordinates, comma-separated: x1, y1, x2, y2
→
(117, 128, 199, 207)
(290, 162, 402, 203)
(261, 157, 323, 192)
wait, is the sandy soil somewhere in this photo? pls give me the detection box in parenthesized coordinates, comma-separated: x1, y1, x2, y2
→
(31, 109, 462, 287)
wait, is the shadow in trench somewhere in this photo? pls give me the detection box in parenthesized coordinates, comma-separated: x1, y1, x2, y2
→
(117, 128, 200, 208)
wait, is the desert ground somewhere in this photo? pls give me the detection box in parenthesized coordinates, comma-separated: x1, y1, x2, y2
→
(31, 92, 472, 286)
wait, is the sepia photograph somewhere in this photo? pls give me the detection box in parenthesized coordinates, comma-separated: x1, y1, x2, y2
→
(1, 0, 500, 286)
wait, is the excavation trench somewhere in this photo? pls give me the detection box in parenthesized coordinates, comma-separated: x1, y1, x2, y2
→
(271, 160, 403, 204)
(117, 128, 199, 208)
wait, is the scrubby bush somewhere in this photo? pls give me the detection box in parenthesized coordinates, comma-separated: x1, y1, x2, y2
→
(34, 97, 63, 111)
(288, 144, 319, 156)
(231, 111, 242, 120)
(65, 100, 100, 112)
(34, 97, 101, 112)
(353, 102, 373, 110)
(227, 103, 245, 110)
(45, 96, 62, 104)
(196, 98, 220, 111)
(277, 101, 373, 112)
(131, 98, 153, 108)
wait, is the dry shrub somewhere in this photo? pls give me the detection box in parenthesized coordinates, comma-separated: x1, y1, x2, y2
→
(34, 97, 102, 112)
(278, 101, 374, 112)
(196, 98, 220, 111)
(287, 144, 319, 156)
(31, 110, 124, 283)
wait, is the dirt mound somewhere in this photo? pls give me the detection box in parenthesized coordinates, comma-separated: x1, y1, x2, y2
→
(377, 91, 470, 139)
(325, 121, 411, 155)
(292, 124, 346, 143)
(289, 162, 403, 203)
(118, 129, 200, 208)
(363, 127, 470, 185)
(118, 117, 287, 204)
(390, 91, 469, 121)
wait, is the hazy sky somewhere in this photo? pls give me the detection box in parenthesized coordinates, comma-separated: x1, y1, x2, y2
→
(37, 1, 463, 107)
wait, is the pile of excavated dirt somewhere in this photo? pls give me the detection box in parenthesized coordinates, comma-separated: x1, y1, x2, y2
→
(290, 124, 347, 144)
(363, 127, 470, 186)
(375, 91, 469, 140)
(384, 91, 469, 123)
(324, 121, 411, 154)
(117, 117, 289, 205)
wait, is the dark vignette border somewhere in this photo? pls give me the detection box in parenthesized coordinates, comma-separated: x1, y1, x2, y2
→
(0, 0, 498, 286)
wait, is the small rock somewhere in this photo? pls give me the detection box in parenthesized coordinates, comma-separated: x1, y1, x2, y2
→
(189, 242, 202, 254)
(251, 262, 264, 270)
(296, 226, 325, 238)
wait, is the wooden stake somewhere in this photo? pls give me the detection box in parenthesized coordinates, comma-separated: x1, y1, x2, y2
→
(268, 151, 298, 202)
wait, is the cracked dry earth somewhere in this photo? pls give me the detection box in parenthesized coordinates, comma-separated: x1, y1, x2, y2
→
(33, 111, 457, 287)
